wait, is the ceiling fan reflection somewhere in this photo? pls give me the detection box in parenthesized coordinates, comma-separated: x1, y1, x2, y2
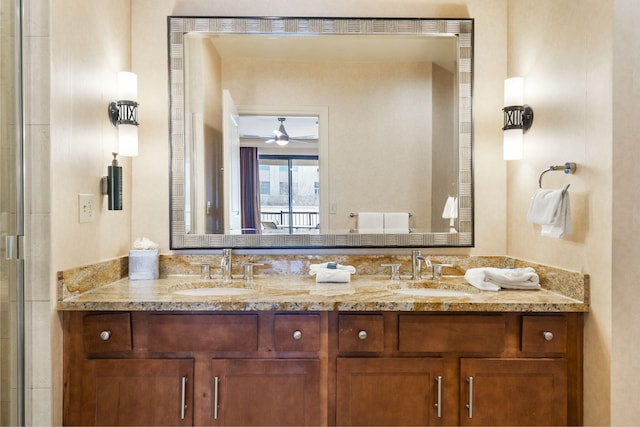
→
(265, 117, 309, 146)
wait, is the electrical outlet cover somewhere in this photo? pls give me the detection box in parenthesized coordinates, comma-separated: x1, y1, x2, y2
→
(79, 194, 95, 223)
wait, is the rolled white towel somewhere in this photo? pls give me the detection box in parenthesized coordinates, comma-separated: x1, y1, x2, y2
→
(312, 269, 352, 283)
(309, 263, 356, 283)
(484, 267, 540, 290)
(464, 267, 540, 291)
(464, 268, 500, 291)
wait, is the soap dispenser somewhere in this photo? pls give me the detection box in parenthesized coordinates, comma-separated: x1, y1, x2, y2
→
(101, 153, 123, 210)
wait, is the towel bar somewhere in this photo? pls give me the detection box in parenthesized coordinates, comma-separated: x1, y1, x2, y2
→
(349, 212, 413, 217)
(538, 162, 576, 188)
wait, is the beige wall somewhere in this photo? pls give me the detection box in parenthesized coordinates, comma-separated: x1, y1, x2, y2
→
(51, 1, 133, 270)
(612, 1, 640, 424)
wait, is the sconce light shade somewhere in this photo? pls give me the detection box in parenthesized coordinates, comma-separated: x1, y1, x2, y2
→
(108, 71, 139, 156)
(503, 128, 524, 160)
(503, 77, 533, 160)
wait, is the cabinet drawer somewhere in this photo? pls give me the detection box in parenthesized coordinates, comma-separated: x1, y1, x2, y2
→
(338, 314, 384, 352)
(83, 313, 132, 354)
(399, 314, 505, 353)
(521, 315, 567, 353)
(274, 314, 321, 352)
(147, 314, 258, 352)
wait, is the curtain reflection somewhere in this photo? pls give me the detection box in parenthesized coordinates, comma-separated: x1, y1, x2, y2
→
(240, 147, 261, 233)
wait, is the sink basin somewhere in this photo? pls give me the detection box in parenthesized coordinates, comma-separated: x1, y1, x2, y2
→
(391, 288, 472, 297)
(173, 288, 256, 297)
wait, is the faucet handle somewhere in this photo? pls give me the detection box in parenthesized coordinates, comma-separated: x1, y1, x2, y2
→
(200, 264, 211, 280)
(381, 264, 402, 281)
(431, 263, 453, 280)
(242, 263, 264, 281)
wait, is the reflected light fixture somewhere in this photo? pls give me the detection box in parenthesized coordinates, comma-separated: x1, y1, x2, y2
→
(266, 117, 290, 146)
(503, 77, 533, 160)
(108, 71, 139, 156)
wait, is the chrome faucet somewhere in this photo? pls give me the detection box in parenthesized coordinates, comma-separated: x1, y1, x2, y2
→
(411, 250, 432, 280)
(221, 249, 232, 281)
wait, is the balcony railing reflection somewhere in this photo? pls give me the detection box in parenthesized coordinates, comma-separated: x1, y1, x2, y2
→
(260, 210, 319, 233)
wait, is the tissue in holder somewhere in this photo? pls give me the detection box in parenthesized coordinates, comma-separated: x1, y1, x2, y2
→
(309, 263, 356, 283)
(129, 237, 159, 280)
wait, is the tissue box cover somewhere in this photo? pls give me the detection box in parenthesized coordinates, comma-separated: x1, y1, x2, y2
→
(129, 249, 159, 280)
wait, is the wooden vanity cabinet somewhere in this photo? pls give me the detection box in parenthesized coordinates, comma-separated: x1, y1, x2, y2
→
(64, 311, 582, 427)
(334, 312, 582, 427)
(64, 312, 325, 426)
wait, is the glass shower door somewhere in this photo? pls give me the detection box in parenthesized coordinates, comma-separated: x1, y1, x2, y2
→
(0, 0, 25, 424)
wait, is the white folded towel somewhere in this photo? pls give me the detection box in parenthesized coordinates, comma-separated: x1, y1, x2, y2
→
(464, 267, 541, 291)
(384, 212, 410, 234)
(358, 212, 384, 234)
(309, 263, 356, 283)
(527, 188, 572, 238)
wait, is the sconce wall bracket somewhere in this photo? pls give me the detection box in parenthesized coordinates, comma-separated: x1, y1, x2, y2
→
(502, 105, 534, 133)
(108, 100, 139, 127)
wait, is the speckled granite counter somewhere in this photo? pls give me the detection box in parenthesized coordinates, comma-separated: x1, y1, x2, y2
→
(56, 255, 589, 312)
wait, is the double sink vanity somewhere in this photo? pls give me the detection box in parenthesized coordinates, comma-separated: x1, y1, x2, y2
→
(59, 253, 587, 426)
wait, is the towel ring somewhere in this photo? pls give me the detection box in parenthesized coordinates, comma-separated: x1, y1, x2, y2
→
(538, 162, 577, 189)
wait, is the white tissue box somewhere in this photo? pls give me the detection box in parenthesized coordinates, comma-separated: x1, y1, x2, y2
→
(129, 249, 159, 280)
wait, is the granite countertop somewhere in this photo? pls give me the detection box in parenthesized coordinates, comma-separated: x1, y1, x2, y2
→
(57, 273, 588, 312)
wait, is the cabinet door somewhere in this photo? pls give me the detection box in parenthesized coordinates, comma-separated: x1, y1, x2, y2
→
(210, 359, 322, 426)
(336, 357, 445, 426)
(460, 358, 567, 426)
(74, 358, 193, 426)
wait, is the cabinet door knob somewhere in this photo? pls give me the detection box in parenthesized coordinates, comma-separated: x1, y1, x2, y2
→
(358, 330, 368, 340)
(292, 330, 303, 340)
(99, 330, 111, 341)
(543, 331, 554, 341)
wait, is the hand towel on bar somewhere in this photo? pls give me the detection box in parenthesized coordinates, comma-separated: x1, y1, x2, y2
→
(384, 212, 410, 234)
(442, 196, 458, 219)
(527, 188, 572, 238)
(464, 267, 541, 291)
(358, 212, 384, 233)
(309, 263, 356, 283)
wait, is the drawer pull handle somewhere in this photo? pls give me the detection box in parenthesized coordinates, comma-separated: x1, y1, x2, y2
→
(435, 375, 442, 418)
(180, 376, 187, 420)
(213, 376, 220, 420)
(466, 377, 474, 418)
(292, 330, 303, 340)
(99, 330, 111, 341)
(358, 330, 368, 340)
(543, 331, 554, 341)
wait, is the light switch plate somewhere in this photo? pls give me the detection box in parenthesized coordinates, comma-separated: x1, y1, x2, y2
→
(79, 194, 95, 223)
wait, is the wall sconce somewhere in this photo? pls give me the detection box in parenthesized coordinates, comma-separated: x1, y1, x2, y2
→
(503, 77, 533, 160)
(108, 71, 139, 156)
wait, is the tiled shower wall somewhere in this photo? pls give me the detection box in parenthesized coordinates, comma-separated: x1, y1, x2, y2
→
(23, 0, 52, 424)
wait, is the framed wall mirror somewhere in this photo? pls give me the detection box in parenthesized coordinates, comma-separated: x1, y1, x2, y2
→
(168, 17, 473, 249)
